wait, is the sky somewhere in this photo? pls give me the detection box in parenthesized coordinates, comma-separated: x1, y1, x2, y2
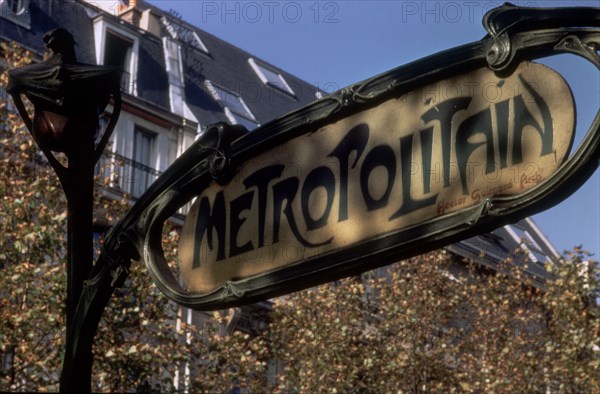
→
(147, 0, 600, 259)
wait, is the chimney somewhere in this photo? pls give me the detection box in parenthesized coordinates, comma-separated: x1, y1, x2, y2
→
(117, 0, 141, 26)
(139, 8, 161, 36)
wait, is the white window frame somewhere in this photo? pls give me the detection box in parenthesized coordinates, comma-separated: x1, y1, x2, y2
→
(504, 225, 549, 264)
(0, 0, 30, 28)
(248, 58, 295, 96)
(93, 19, 139, 96)
(161, 17, 209, 54)
(162, 37, 184, 86)
(205, 80, 259, 130)
(5, 0, 25, 14)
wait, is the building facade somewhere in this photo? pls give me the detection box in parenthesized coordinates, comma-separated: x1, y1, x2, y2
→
(1, 0, 323, 200)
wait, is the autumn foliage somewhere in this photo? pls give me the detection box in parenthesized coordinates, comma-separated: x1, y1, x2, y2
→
(269, 251, 599, 393)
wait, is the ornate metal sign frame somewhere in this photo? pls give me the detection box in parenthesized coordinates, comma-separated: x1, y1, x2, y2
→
(97, 4, 600, 310)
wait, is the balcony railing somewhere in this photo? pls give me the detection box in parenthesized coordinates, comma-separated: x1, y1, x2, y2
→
(96, 152, 191, 216)
(96, 152, 161, 199)
(120, 70, 133, 94)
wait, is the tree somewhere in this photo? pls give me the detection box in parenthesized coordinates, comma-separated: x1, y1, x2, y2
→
(0, 41, 67, 391)
(268, 250, 599, 393)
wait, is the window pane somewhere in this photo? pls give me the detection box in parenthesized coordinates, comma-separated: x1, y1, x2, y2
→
(162, 17, 209, 53)
(229, 112, 259, 130)
(7, 0, 24, 14)
(134, 130, 153, 166)
(104, 32, 132, 70)
(104, 32, 133, 92)
(261, 66, 285, 86)
(250, 59, 295, 95)
(132, 129, 156, 197)
(211, 84, 254, 120)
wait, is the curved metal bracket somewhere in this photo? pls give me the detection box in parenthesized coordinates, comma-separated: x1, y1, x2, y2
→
(486, 32, 512, 71)
(203, 122, 249, 185)
(93, 88, 122, 164)
(483, 3, 600, 72)
(9, 92, 69, 182)
(555, 34, 600, 69)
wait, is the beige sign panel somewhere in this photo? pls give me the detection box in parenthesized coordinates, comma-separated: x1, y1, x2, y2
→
(179, 61, 574, 293)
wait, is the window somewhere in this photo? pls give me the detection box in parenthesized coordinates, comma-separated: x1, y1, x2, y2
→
(505, 225, 550, 264)
(6, 0, 25, 13)
(131, 128, 156, 197)
(162, 17, 209, 54)
(164, 38, 182, 83)
(163, 38, 187, 116)
(206, 81, 259, 130)
(104, 31, 135, 94)
(249, 58, 295, 96)
(0, 0, 30, 28)
(93, 19, 139, 95)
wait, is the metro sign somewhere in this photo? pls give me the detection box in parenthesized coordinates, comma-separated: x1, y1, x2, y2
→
(100, 4, 599, 310)
(179, 62, 574, 293)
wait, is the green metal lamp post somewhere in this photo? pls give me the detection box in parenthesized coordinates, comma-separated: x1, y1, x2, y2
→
(7, 28, 122, 392)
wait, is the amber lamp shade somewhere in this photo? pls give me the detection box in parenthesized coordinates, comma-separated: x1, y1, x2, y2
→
(8, 60, 119, 155)
(30, 101, 104, 154)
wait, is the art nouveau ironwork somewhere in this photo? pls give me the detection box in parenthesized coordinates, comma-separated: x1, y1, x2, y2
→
(8, 28, 122, 392)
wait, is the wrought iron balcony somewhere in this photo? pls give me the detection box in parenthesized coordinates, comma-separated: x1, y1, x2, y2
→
(95, 152, 191, 216)
(96, 152, 161, 199)
(120, 70, 133, 94)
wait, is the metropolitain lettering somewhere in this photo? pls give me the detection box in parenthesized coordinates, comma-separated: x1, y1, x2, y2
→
(191, 74, 553, 269)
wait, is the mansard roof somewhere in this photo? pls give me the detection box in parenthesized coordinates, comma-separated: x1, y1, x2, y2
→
(1, 0, 322, 127)
(135, 0, 322, 126)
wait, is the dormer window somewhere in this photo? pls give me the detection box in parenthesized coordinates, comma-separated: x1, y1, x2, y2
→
(248, 58, 295, 96)
(505, 225, 550, 264)
(0, 0, 30, 28)
(161, 17, 209, 54)
(163, 38, 183, 84)
(163, 37, 192, 117)
(6, 0, 25, 13)
(205, 81, 259, 130)
(93, 19, 139, 96)
(104, 31, 134, 92)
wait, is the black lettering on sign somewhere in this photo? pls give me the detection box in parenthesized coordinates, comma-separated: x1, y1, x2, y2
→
(243, 165, 284, 248)
(360, 145, 396, 211)
(192, 191, 226, 268)
(301, 166, 336, 230)
(420, 97, 471, 187)
(511, 76, 553, 165)
(186, 70, 562, 274)
(328, 123, 369, 222)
